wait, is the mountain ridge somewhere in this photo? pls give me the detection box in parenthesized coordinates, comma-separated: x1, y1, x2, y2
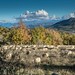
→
(51, 18, 75, 33)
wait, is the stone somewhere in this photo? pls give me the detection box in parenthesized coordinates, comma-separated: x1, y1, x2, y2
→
(0, 45, 75, 66)
(35, 57, 41, 63)
(16, 47, 18, 50)
(42, 48, 48, 51)
(5, 52, 12, 61)
(68, 51, 73, 55)
(46, 53, 49, 57)
(3, 45, 8, 50)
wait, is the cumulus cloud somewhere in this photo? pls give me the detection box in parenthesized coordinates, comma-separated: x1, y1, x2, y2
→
(35, 9, 48, 17)
(16, 9, 60, 21)
(20, 9, 49, 21)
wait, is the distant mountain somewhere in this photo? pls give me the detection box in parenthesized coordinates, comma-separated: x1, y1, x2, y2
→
(51, 18, 75, 33)
(0, 22, 15, 28)
(0, 20, 59, 28)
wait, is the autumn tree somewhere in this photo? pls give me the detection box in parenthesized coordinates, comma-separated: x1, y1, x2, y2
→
(70, 34, 75, 45)
(0, 26, 10, 44)
(62, 32, 75, 45)
(10, 20, 31, 44)
(1, 22, 75, 45)
(31, 26, 62, 45)
(46, 29, 63, 45)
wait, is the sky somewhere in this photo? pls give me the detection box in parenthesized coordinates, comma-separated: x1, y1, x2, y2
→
(0, 0, 75, 20)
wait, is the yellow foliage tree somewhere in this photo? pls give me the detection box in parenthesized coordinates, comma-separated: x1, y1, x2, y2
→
(46, 29, 63, 45)
(11, 20, 31, 44)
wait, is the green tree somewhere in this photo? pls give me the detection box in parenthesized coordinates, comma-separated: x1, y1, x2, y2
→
(31, 26, 46, 44)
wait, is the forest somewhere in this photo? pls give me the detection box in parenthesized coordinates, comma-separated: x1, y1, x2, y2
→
(0, 20, 75, 45)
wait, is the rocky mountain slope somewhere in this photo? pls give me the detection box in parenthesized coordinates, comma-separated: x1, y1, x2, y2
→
(51, 18, 75, 33)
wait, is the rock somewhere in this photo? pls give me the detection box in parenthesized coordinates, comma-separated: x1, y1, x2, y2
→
(3, 45, 8, 50)
(45, 53, 49, 57)
(0, 45, 75, 66)
(42, 53, 49, 57)
(35, 57, 41, 63)
(42, 48, 48, 51)
(5, 52, 12, 61)
(68, 51, 73, 55)
(16, 47, 18, 50)
(51, 73, 58, 75)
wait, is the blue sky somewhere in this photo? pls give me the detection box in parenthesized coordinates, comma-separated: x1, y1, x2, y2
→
(0, 0, 75, 20)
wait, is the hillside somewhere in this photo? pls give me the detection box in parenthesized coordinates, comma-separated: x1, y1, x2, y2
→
(51, 18, 75, 33)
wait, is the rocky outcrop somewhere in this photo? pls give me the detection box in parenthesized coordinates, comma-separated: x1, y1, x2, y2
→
(0, 45, 75, 66)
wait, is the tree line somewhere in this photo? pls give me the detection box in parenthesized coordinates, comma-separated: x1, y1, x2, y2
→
(0, 20, 75, 45)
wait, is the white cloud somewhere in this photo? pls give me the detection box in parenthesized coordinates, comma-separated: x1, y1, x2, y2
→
(50, 15, 59, 20)
(16, 9, 61, 21)
(18, 9, 50, 21)
(35, 9, 48, 16)
(62, 12, 75, 19)
(16, 9, 60, 21)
